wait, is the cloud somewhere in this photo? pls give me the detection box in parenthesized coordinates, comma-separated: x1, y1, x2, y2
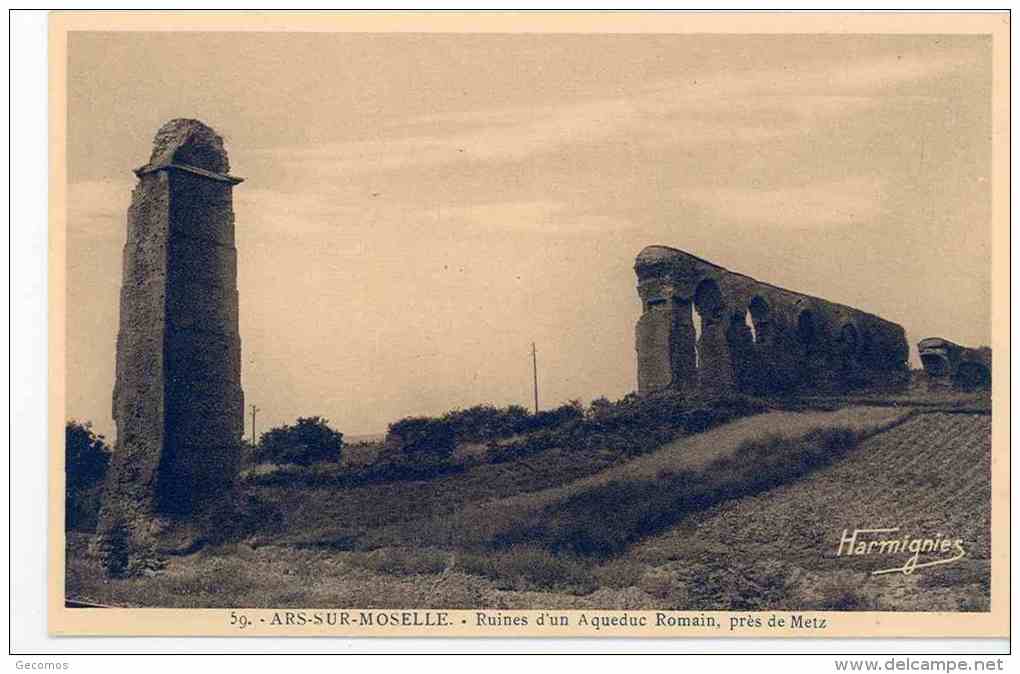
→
(67, 179, 134, 239)
(683, 176, 885, 228)
(250, 48, 974, 187)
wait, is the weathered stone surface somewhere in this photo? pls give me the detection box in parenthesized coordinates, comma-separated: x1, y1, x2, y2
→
(634, 245, 908, 396)
(918, 337, 992, 388)
(144, 118, 231, 174)
(97, 119, 244, 574)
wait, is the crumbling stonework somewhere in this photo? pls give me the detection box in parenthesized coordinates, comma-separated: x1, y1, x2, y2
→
(96, 119, 245, 573)
(635, 245, 908, 396)
(918, 337, 992, 388)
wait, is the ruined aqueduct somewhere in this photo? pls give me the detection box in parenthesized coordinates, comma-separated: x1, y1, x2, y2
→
(96, 118, 915, 571)
(634, 245, 909, 395)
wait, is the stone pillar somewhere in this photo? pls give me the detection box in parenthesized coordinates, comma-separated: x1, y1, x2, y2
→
(726, 311, 755, 392)
(697, 316, 735, 392)
(97, 119, 244, 574)
(669, 298, 698, 391)
(694, 281, 735, 393)
(636, 297, 697, 395)
(636, 300, 675, 394)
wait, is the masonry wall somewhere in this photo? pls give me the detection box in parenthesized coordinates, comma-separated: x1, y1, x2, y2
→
(634, 245, 908, 396)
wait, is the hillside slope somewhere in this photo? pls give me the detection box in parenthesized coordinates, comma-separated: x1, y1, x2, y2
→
(494, 411, 992, 610)
(360, 406, 910, 549)
(68, 404, 982, 609)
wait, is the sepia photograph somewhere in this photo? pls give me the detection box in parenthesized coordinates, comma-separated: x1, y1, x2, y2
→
(47, 11, 1009, 639)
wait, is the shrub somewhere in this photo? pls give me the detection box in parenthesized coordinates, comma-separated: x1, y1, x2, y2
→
(529, 401, 585, 432)
(441, 404, 531, 441)
(255, 416, 344, 466)
(484, 429, 563, 463)
(383, 416, 457, 464)
(484, 393, 767, 463)
(385, 401, 587, 460)
(65, 420, 112, 531)
(392, 394, 766, 469)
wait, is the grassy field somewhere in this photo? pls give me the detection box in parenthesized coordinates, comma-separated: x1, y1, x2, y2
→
(66, 397, 993, 611)
(590, 411, 992, 612)
(352, 406, 910, 551)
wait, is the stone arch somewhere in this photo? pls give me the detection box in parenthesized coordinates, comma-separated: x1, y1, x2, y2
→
(833, 322, 860, 375)
(838, 323, 859, 356)
(796, 309, 818, 348)
(748, 295, 770, 344)
(743, 309, 757, 343)
(694, 278, 724, 320)
(919, 350, 948, 376)
(148, 119, 230, 174)
(858, 327, 875, 368)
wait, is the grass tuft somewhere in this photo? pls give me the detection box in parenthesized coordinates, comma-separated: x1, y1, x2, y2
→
(347, 547, 450, 576)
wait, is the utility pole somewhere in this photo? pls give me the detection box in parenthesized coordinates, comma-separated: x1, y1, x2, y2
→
(531, 342, 539, 413)
(250, 404, 260, 446)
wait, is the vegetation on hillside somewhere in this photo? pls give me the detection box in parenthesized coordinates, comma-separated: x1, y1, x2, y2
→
(240, 392, 767, 489)
(485, 393, 765, 463)
(490, 426, 862, 557)
(66, 406, 990, 611)
(65, 420, 112, 531)
(254, 416, 344, 466)
(390, 402, 585, 444)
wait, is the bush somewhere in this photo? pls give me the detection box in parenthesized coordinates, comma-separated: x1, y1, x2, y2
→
(65, 420, 112, 531)
(255, 416, 344, 466)
(384, 401, 587, 459)
(440, 405, 531, 441)
(529, 401, 585, 432)
(485, 393, 767, 463)
(384, 416, 457, 464)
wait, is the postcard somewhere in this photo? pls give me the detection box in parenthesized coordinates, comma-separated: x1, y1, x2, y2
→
(49, 10, 1009, 638)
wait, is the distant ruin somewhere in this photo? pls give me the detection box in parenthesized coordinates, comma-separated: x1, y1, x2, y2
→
(634, 246, 908, 396)
(918, 338, 992, 388)
(96, 119, 245, 573)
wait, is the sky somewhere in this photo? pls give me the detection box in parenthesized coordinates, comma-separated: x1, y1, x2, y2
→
(66, 32, 992, 439)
